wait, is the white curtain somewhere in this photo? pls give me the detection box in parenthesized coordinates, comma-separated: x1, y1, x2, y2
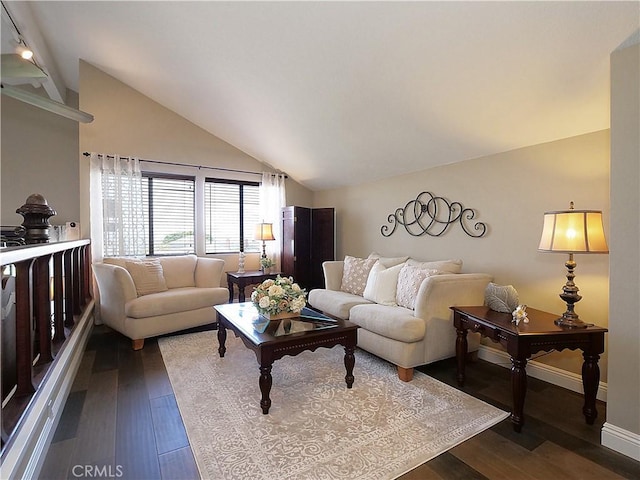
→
(89, 153, 146, 262)
(260, 173, 286, 270)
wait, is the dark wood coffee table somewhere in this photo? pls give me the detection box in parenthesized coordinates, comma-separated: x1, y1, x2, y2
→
(214, 302, 359, 414)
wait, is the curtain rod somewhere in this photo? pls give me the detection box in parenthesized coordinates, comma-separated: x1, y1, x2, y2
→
(82, 152, 287, 178)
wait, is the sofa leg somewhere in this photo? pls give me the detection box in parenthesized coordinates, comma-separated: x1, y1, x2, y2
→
(397, 366, 413, 382)
(132, 338, 144, 350)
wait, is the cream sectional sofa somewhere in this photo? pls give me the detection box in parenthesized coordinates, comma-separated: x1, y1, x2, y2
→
(93, 255, 229, 350)
(308, 255, 492, 381)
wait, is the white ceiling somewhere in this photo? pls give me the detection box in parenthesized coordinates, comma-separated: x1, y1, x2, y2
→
(4, 1, 639, 191)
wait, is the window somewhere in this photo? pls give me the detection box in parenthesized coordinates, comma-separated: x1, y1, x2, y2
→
(204, 179, 260, 254)
(142, 173, 195, 255)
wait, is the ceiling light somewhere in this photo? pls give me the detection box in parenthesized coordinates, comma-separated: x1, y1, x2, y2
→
(17, 45, 33, 60)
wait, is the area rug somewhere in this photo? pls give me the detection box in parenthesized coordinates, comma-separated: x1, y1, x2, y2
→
(158, 331, 508, 480)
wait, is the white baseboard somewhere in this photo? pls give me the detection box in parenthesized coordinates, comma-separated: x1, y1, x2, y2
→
(601, 422, 640, 461)
(0, 301, 94, 480)
(477, 345, 608, 402)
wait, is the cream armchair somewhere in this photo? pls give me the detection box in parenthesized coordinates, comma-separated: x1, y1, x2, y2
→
(93, 255, 229, 350)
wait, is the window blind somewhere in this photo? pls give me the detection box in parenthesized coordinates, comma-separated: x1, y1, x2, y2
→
(204, 179, 260, 254)
(142, 174, 195, 255)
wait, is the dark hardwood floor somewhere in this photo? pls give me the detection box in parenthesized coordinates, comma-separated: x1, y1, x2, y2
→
(40, 325, 640, 480)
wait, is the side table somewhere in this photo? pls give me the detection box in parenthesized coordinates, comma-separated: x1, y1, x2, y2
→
(451, 305, 607, 432)
(226, 271, 280, 303)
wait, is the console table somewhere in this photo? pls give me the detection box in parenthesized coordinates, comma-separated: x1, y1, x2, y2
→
(451, 305, 607, 432)
(226, 271, 280, 303)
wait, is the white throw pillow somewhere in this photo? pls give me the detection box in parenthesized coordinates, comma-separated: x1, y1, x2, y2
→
(396, 265, 441, 310)
(340, 255, 377, 296)
(363, 261, 405, 305)
(125, 259, 169, 296)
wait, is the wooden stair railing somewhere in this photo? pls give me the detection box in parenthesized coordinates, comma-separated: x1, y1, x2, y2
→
(0, 239, 92, 449)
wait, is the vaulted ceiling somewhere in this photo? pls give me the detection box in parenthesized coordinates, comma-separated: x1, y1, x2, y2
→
(3, 1, 639, 190)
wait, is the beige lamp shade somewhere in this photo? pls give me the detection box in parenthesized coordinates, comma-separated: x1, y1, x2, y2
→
(538, 209, 608, 254)
(254, 223, 275, 241)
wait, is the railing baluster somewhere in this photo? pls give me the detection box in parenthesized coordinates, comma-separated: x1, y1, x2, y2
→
(73, 247, 82, 315)
(63, 249, 74, 328)
(14, 259, 35, 397)
(52, 252, 65, 343)
(34, 255, 53, 366)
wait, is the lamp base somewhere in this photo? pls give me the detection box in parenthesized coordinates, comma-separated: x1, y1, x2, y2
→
(554, 315, 589, 328)
(555, 253, 588, 328)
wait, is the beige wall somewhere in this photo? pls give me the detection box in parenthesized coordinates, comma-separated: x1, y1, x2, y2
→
(78, 61, 312, 268)
(607, 41, 640, 443)
(1, 90, 80, 226)
(314, 130, 611, 379)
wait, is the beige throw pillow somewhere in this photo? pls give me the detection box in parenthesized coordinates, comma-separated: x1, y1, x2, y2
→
(367, 252, 410, 268)
(406, 258, 463, 274)
(396, 264, 441, 310)
(363, 261, 405, 305)
(125, 259, 169, 296)
(340, 256, 377, 296)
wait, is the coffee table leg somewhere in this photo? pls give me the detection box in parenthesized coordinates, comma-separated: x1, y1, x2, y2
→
(259, 364, 273, 414)
(344, 345, 355, 388)
(217, 321, 227, 357)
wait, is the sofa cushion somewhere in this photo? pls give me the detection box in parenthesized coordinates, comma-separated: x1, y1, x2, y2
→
(308, 288, 372, 320)
(363, 261, 404, 306)
(350, 304, 426, 343)
(125, 259, 168, 296)
(340, 256, 377, 296)
(396, 265, 440, 310)
(125, 287, 225, 318)
(368, 252, 409, 267)
(406, 258, 462, 274)
(159, 255, 197, 288)
(103, 257, 142, 268)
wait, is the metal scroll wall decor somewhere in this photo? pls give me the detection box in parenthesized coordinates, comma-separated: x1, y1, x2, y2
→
(380, 191, 487, 238)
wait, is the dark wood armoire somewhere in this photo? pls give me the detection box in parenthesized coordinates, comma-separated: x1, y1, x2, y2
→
(280, 206, 335, 290)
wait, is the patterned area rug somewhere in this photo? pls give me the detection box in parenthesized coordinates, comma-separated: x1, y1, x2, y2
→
(158, 331, 508, 480)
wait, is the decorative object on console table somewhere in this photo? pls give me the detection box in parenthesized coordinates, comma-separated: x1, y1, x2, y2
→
(255, 222, 275, 269)
(237, 250, 246, 273)
(281, 206, 335, 290)
(259, 257, 274, 273)
(538, 201, 609, 328)
(238, 238, 245, 273)
(15, 194, 56, 244)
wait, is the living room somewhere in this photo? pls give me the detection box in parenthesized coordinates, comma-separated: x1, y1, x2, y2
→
(1, 2, 639, 479)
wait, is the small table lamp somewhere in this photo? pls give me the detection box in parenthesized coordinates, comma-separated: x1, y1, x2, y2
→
(538, 202, 609, 328)
(254, 222, 275, 261)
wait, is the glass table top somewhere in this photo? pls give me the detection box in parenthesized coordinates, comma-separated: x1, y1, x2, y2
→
(214, 303, 338, 340)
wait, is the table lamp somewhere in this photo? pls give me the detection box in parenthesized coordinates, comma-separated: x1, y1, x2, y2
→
(254, 222, 275, 261)
(538, 202, 609, 328)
